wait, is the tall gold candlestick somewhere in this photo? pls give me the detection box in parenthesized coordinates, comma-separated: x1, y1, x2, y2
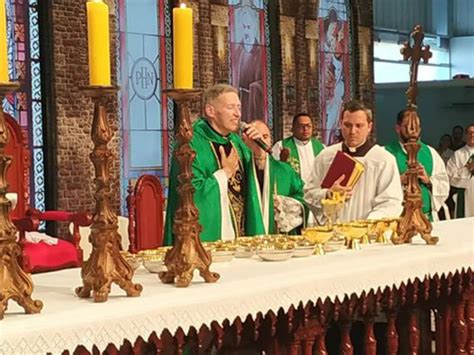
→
(0, 82, 43, 319)
(159, 88, 219, 287)
(75, 85, 142, 302)
(394, 25, 438, 245)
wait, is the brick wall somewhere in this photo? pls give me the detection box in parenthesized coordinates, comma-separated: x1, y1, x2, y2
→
(52, 0, 121, 217)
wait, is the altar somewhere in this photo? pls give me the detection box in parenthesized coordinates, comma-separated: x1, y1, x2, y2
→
(1, 218, 473, 354)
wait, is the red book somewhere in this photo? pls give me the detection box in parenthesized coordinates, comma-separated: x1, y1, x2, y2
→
(321, 151, 364, 188)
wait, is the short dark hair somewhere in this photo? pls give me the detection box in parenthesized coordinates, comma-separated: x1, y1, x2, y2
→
(341, 100, 373, 122)
(452, 125, 464, 134)
(396, 109, 410, 125)
(466, 123, 474, 133)
(292, 113, 312, 127)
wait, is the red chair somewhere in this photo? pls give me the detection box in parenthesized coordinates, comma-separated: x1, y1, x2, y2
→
(5, 112, 92, 273)
(126, 175, 164, 253)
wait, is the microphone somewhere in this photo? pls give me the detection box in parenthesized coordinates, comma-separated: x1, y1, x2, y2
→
(240, 122, 272, 154)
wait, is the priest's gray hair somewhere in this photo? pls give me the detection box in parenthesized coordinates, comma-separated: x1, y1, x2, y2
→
(203, 84, 239, 106)
(341, 100, 373, 123)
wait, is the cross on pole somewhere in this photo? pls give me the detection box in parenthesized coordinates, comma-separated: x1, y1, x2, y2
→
(400, 25, 432, 108)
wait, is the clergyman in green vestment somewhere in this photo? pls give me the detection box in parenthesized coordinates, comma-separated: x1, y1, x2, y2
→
(243, 120, 308, 235)
(272, 113, 324, 184)
(385, 109, 449, 221)
(164, 84, 265, 245)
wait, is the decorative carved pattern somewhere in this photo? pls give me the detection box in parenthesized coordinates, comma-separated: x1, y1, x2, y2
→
(75, 86, 142, 302)
(0, 83, 42, 319)
(394, 25, 438, 246)
(159, 89, 219, 287)
(60, 269, 473, 354)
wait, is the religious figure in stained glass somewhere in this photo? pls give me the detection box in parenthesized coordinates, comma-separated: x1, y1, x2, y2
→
(229, 0, 267, 123)
(318, 1, 351, 145)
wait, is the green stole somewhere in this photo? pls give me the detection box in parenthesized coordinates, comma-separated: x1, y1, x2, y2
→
(281, 137, 324, 174)
(385, 140, 434, 220)
(245, 155, 307, 235)
(164, 118, 254, 245)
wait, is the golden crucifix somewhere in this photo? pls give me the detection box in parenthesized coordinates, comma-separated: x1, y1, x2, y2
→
(392, 25, 438, 245)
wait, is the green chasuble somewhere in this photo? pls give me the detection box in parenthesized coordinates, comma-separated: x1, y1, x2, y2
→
(245, 155, 307, 235)
(281, 137, 324, 174)
(385, 140, 434, 220)
(164, 118, 256, 245)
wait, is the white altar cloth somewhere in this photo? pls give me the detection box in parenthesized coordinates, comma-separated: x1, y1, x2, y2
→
(1, 218, 473, 354)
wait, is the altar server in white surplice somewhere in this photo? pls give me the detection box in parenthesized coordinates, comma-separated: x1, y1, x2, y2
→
(447, 124, 474, 218)
(304, 100, 404, 223)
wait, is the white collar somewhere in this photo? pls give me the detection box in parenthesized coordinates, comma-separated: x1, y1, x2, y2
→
(293, 137, 311, 146)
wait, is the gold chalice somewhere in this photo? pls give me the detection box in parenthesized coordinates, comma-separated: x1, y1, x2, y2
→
(321, 191, 345, 228)
(302, 226, 334, 255)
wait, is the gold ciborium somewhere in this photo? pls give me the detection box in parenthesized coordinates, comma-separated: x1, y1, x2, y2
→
(340, 222, 370, 250)
(368, 219, 391, 244)
(302, 226, 334, 255)
(321, 191, 345, 228)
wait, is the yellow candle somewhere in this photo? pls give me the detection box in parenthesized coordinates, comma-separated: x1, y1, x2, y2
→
(173, 3, 193, 89)
(86, 0, 111, 86)
(0, 0, 9, 83)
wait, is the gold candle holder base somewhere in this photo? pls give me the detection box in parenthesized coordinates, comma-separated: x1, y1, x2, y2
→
(159, 88, 219, 287)
(0, 82, 43, 319)
(75, 85, 142, 302)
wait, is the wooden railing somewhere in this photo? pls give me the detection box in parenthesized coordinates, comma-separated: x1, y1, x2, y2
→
(67, 268, 472, 355)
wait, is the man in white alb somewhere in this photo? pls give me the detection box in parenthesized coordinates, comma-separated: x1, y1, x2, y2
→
(447, 124, 474, 218)
(304, 100, 403, 222)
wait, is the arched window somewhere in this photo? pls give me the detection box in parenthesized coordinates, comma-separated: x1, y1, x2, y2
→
(228, 0, 273, 127)
(3, 0, 45, 212)
(318, 0, 353, 145)
(117, 0, 172, 211)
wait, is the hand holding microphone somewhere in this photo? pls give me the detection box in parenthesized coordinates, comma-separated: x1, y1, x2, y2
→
(240, 122, 272, 154)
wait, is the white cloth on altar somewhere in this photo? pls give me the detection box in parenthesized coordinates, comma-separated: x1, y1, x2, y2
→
(304, 143, 403, 222)
(447, 145, 474, 217)
(1, 218, 473, 355)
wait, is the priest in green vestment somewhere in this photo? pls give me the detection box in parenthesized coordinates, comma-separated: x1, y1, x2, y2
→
(164, 84, 264, 245)
(272, 113, 324, 184)
(244, 120, 308, 235)
(385, 109, 449, 221)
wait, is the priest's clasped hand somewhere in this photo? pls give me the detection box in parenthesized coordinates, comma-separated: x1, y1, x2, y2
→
(220, 146, 239, 178)
(328, 174, 353, 200)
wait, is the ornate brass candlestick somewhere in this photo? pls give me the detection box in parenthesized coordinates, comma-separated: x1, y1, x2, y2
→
(0, 82, 42, 319)
(393, 25, 438, 245)
(75, 86, 142, 302)
(159, 89, 219, 287)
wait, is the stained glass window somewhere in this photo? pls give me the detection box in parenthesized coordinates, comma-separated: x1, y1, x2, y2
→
(117, 0, 173, 212)
(2, 0, 45, 211)
(228, 0, 273, 128)
(318, 0, 353, 145)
